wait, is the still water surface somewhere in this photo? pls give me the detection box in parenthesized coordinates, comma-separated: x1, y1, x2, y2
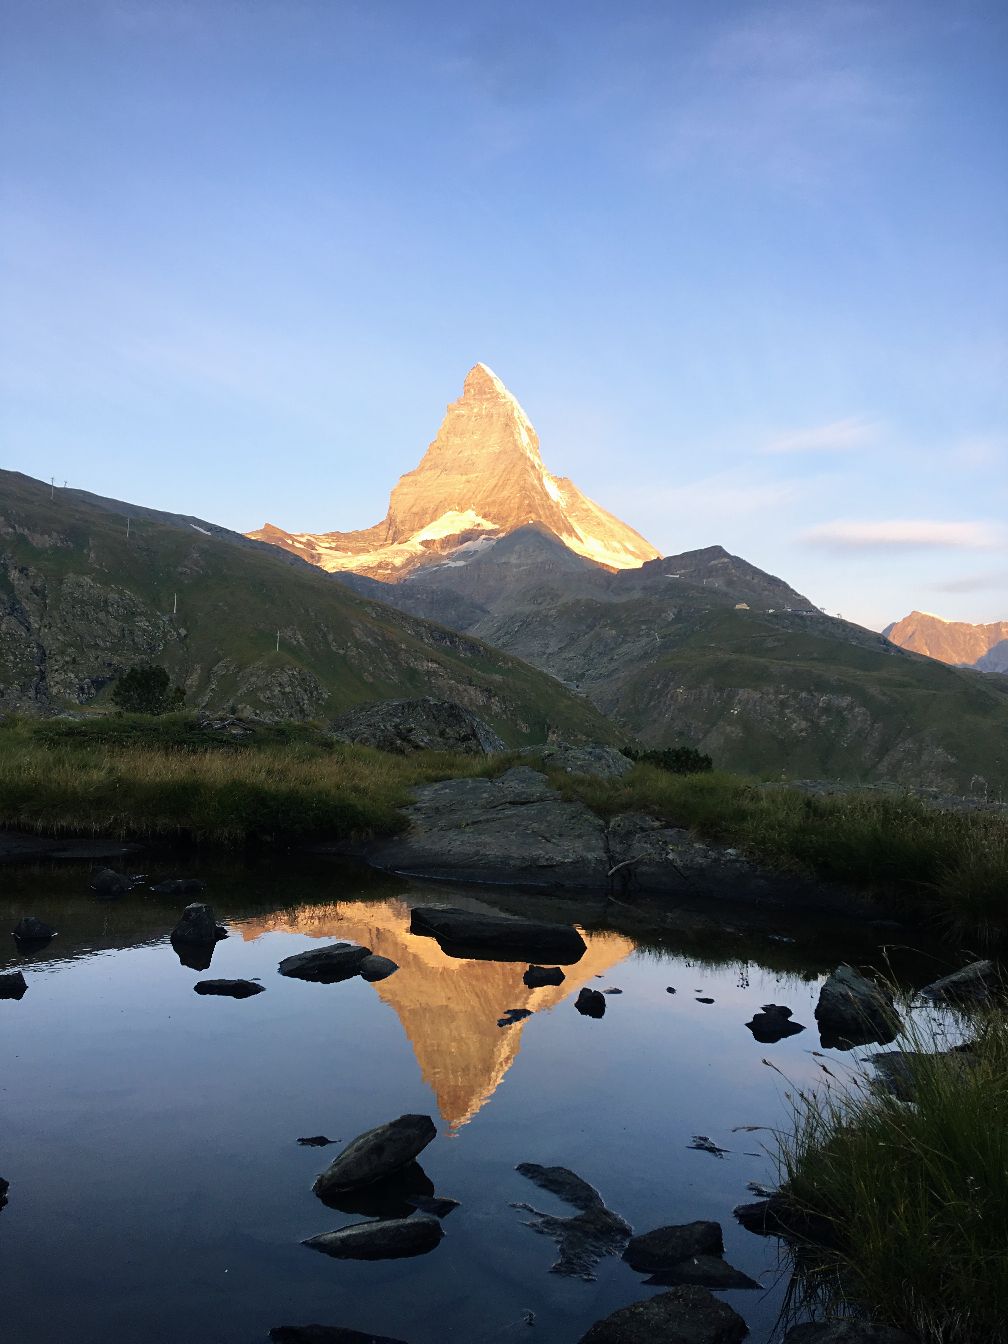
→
(0, 857, 922, 1343)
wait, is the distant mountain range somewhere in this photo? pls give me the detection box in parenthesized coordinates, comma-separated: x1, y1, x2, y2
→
(885, 611, 1008, 674)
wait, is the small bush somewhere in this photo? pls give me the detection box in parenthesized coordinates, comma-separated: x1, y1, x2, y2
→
(110, 664, 185, 716)
(622, 744, 713, 775)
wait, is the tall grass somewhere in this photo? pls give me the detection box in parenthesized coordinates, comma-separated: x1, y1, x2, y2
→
(775, 1008, 1008, 1343)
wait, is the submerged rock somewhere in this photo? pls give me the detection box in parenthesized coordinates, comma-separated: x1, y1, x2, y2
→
(92, 867, 131, 898)
(317, 1162, 434, 1220)
(270, 1328, 409, 1344)
(623, 1221, 723, 1272)
(312, 1114, 437, 1194)
(524, 965, 565, 988)
(919, 960, 997, 1006)
(406, 1194, 459, 1218)
(303, 1215, 443, 1260)
(746, 1005, 806, 1043)
(0, 971, 28, 1000)
(642, 1254, 760, 1290)
(278, 943, 371, 984)
(815, 964, 901, 1050)
(171, 903, 227, 947)
(868, 1047, 977, 1102)
(578, 1285, 748, 1344)
(575, 988, 606, 1018)
(298, 1135, 338, 1147)
(151, 878, 206, 895)
(512, 1163, 630, 1280)
(358, 954, 399, 983)
(733, 1195, 834, 1245)
(12, 916, 56, 944)
(410, 905, 587, 963)
(193, 979, 264, 998)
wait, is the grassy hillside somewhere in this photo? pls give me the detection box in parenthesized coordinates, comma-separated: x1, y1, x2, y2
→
(0, 470, 615, 745)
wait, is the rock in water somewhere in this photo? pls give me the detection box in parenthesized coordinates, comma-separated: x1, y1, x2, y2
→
(270, 1329, 410, 1344)
(623, 1222, 724, 1271)
(642, 1255, 760, 1290)
(317, 1162, 434, 1220)
(524, 965, 565, 988)
(170, 903, 226, 947)
(297, 1136, 338, 1147)
(303, 1215, 443, 1260)
(512, 1163, 630, 1280)
(409, 905, 587, 963)
(920, 960, 997, 1006)
(12, 917, 56, 944)
(578, 1285, 748, 1344)
(331, 697, 505, 755)
(92, 867, 130, 898)
(0, 971, 28, 1000)
(358, 954, 399, 983)
(575, 988, 606, 1018)
(815, 964, 901, 1049)
(312, 1114, 436, 1194)
(746, 1005, 806, 1043)
(0, 1175, 8, 1210)
(278, 943, 371, 983)
(193, 979, 265, 998)
(783, 1324, 920, 1343)
(150, 878, 206, 895)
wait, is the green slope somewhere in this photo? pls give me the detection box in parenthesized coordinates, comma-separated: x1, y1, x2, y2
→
(0, 470, 615, 745)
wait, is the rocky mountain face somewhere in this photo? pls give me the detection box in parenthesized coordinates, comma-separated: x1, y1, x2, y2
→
(0, 468, 616, 742)
(248, 363, 660, 579)
(885, 610, 1008, 672)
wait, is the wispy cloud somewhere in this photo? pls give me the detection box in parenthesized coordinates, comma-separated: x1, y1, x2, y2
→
(930, 569, 1008, 594)
(802, 519, 1006, 551)
(762, 416, 880, 455)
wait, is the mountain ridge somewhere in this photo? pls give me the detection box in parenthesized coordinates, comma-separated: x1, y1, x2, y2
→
(885, 610, 1008, 673)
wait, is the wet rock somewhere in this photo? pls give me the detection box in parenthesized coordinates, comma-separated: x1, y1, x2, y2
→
(317, 1162, 434, 1219)
(784, 1324, 919, 1343)
(358, 954, 398, 983)
(406, 1194, 459, 1218)
(868, 1047, 977, 1102)
(312, 1114, 436, 1194)
(0, 971, 28, 1000)
(623, 1221, 723, 1272)
(193, 979, 265, 998)
(919, 960, 997, 1006)
(331, 696, 505, 756)
(695, 997, 715, 1004)
(410, 905, 587, 964)
(815, 964, 901, 1050)
(687, 1137, 730, 1158)
(270, 1328, 409, 1344)
(575, 988, 606, 1018)
(733, 1195, 834, 1245)
(666, 986, 676, 994)
(747, 1005, 806, 1043)
(171, 903, 227, 947)
(498, 1007, 533, 1027)
(603, 987, 623, 995)
(150, 878, 206, 895)
(12, 916, 56, 944)
(270, 1329, 409, 1344)
(524, 965, 565, 988)
(303, 1215, 443, 1260)
(92, 866, 131, 898)
(578, 1285, 748, 1344)
(278, 942, 371, 984)
(298, 1135, 338, 1147)
(512, 1163, 630, 1280)
(643, 1254, 760, 1290)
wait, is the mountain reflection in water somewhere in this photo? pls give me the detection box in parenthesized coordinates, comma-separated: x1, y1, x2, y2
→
(238, 898, 634, 1130)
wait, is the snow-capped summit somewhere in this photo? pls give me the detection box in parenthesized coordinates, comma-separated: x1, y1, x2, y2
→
(249, 363, 659, 580)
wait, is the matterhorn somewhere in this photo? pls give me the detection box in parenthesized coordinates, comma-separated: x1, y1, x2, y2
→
(249, 363, 659, 581)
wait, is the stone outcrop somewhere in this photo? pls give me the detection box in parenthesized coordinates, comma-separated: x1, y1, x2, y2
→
(331, 697, 504, 755)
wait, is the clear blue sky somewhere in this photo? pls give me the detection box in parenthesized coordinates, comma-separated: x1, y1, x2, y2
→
(2, 0, 1006, 629)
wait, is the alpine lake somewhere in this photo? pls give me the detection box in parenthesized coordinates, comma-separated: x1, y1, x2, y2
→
(0, 852, 943, 1344)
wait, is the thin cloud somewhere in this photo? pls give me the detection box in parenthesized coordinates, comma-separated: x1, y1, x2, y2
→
(802, 520, 1006, 551)
(930, 569, 1008, 594)
(763, 417, 880, 455)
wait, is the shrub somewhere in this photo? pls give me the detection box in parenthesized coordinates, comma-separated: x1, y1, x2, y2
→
(110, 664, 185, 716)
(622, 744, 713, 775)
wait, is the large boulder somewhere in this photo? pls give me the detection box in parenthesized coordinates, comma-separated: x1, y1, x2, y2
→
(312, 1114, 437, 1194)
(815, 964, 901, 1049)
(171, 903, 226, 947)
(523, 744, 634, 780)
(303, 1215, 443, 1260)
(12, 916, 56, 944)
(578, 1285, 748, 1344)
(410, 905, 586, 964)
(278, 943, 371, 983)
(919, 960, 997, 1006)
(92, 867, 131, 899)
(623, 1222, 723, 1272)
(367, 768, 609, 888)
(331, 697, 504, 755)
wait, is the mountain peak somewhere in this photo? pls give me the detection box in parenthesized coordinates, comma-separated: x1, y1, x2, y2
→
(249, 364, 660, 581)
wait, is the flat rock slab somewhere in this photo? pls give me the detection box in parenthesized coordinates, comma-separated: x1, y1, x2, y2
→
(512, 1163, 630, 1280)
(410, 905, 586, 964)
(279, 942, 371, 983)
(784, 1325, 920, 1344)
(623, 1222, 723, 1272)
(643, 1254, 760, 1290)
(368, 768, 609, 888)
(578, 1285, 748, 1344)
(193, 979, 265, 998)
(313, 1114, 436, 1194)
(303, 1215, 443, 1260)
(271, 1326, 409, 1343)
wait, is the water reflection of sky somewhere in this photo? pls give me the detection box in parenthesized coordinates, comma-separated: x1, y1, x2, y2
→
(0, 866, 942, 1344)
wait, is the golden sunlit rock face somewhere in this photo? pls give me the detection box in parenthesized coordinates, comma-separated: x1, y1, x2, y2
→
(240, 899, 634, 1130)
(885, 611, 1008, 670)
(248, 363, 660, 580)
